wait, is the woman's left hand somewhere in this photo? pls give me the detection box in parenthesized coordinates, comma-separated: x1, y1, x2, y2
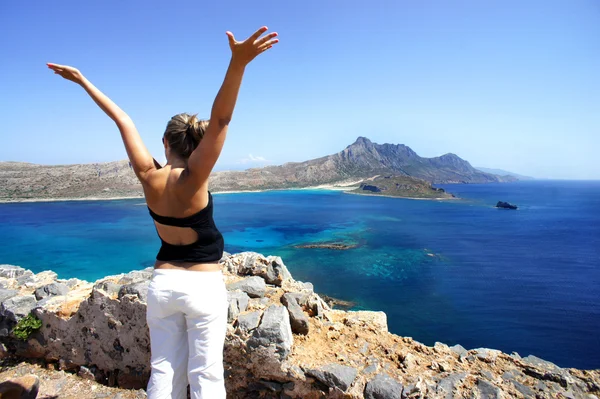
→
(47, 63, 85, 85)
(226, 26, 279, 66)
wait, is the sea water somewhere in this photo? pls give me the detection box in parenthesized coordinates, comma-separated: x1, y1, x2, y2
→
(0, 180, 598, 369)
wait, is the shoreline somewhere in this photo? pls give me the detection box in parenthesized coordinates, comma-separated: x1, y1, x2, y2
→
(0, 180, 462, 203)
(343, 190, 460, 201)
(0, 183, 363, 204)
(0, 195, 145, 204)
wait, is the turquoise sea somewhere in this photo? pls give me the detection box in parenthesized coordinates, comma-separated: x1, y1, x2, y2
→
(0, 180, 598, 369)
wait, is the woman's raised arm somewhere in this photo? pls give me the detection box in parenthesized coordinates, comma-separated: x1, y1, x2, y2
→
(47, 63, 156, 181)
(186, 26, 279, 185)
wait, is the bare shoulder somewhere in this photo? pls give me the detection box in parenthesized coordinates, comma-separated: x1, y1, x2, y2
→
(143, 167, 208, 215)
(140, 168, 170, 207)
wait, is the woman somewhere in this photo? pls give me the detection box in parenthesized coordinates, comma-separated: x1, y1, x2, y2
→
(47, 26, 279, 399)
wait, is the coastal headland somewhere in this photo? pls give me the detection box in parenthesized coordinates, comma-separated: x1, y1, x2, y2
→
(0, 253, 597, 398)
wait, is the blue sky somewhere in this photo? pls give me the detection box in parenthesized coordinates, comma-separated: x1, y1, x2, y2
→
(1, 1, 598, 179)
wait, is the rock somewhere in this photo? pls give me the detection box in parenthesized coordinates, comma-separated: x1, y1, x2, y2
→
(521, 355, 561, 371)
(364, 373, 403, 399)
(477, 378, 502, 399)
(231, 253, 292, 286)
(0, 288, 18, 303)
(436, 372, 467, 399)
(227, 276, 266, 298)
(450, 344, 468, 359)
(265, 255, 293, 284)
(0, 295, 37, 323)
(511, 380, 535, 398)
(34, 282, 69, 300)
(78, 365, 96, 381)
(496, 201, 518, 209)
(306, 363, 358, 392)
(0, 375, 39, 399)
(118, 281, 149, 303)
(473, 348, 501, 363)
(16, 272, 36, 286)
(117, 270, 152, 285)
(0, 265, 30, 279)
(247, 305, 293, 359)
(342, 310, 387, 332)
(62, 278, 85, 288)
(227, 290, 250, 323)
(236, 311, 261, 332)
(93, 281, 121, 297)
(307, 294, 326, 318)
(281, 293, 309, 335)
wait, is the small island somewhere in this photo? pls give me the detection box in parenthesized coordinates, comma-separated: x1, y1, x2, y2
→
(293, 242, 358, 250)
(348, 175, 456, 199)
(496, 201, 518, 210)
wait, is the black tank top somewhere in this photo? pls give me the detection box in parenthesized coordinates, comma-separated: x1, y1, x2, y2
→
(147, 191, 224, 263)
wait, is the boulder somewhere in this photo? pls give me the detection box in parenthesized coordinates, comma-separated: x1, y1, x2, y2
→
(34, 283, 69, 300)
(227, 290, 250, 323)
(236, 311, 261, 332)
(364, 373, 403, 399)
(450, 344, 468, 359)
(436, 372, 468, 399)
(1, 295, 37, 323)
(0, 289, 18, 303)
(118, 281, 149, 303)
(232, 252, 292, 286)
(227, 276, 266, 298)
(306, 363, 358, 392)
(281, 293, 309, 335)
(477, 378, 502, 399)
(0, 265, 30, 279)
(247, 305, 293, 359)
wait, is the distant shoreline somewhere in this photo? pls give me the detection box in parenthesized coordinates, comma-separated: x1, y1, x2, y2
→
(0, 195, 145, 204)
(343, 191, 460, 201)
(0, 183, 362, 204)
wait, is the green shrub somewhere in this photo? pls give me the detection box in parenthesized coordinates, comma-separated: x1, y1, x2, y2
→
(12, 314, 42, 341)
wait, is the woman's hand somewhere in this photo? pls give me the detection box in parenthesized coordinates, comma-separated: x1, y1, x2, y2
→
(47, 63, 85, 85)
(226, 26, 279, 66)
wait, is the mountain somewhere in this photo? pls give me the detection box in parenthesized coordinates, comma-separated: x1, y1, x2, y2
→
(475, 167, 535, 181)
(208, 137, 514, 192)
(0, 137, 514, 201)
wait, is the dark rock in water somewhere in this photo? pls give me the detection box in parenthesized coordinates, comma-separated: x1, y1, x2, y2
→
(293, 242, 358, 250)
(320, 294, 356, 311)
(496, 201, 518, 209)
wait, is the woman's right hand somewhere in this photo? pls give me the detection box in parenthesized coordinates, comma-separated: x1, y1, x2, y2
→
(226, 26, 279, 66)
(47, 63, 85, 85)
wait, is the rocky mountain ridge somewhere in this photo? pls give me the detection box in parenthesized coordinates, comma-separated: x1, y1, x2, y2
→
(0, 137, 514, 201)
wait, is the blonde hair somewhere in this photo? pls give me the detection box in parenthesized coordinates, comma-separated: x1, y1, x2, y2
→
(163, 113, 209, 159)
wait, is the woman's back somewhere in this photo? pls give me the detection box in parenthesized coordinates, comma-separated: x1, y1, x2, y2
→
(144, 166, 224, 265)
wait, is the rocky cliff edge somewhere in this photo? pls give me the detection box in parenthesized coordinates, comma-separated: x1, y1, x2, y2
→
(0, 253, 598, 399)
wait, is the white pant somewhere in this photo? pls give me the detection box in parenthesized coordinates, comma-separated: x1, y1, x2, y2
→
(146, 269, 228, 399)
